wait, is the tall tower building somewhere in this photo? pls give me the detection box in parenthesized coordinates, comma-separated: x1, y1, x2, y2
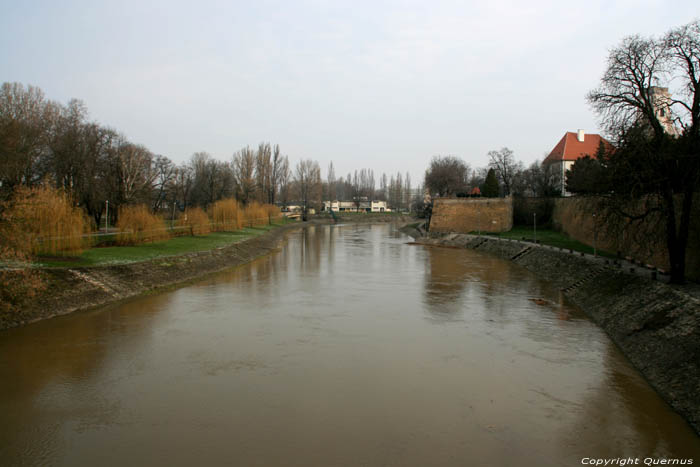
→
(649, 86, 679, 136)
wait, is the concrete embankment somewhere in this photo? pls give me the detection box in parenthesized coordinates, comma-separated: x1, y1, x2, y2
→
(1, 216, 414, 332)
(415, 232, 700, 434)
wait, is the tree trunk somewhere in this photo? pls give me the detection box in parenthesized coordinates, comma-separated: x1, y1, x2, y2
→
(665, 190, 692, 284)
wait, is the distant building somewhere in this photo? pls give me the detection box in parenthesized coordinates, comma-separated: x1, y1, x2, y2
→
(322, 200, 390, 213)
(543, 130, 611, 196)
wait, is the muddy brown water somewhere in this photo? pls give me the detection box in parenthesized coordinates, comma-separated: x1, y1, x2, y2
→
(1, 224, 698, 466)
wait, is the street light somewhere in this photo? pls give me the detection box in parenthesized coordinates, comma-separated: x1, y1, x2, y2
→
(105, 200, 109, 231)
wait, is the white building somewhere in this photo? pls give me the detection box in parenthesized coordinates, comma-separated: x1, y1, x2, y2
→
(322, 200, 390, 213)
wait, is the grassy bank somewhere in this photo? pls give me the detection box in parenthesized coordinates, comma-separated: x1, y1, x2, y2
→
(484, 226, 614, 257)
(37, 222, 290, 268)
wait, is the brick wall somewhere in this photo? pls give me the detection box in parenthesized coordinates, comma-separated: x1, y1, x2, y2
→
(429, 198, 513, 234)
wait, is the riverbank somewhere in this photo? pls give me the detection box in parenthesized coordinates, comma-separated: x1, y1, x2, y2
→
(0, 215, 414, 331)
(414, 232, 700, 435)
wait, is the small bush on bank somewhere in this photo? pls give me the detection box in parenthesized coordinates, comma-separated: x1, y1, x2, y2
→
(210, 199, 242, 231)
(0, 184, 91, 255)
(116, 205, 170, 245)
(176, 207, 211, 236)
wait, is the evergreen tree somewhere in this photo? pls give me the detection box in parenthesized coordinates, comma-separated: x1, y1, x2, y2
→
(481, 168, 499, 197)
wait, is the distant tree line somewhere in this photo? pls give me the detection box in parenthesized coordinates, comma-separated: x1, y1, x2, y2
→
(0, 82, 302, 228)
(322, 162, 416, 212)
(1, 82, 421, 230)
(423, 150, 561, 200)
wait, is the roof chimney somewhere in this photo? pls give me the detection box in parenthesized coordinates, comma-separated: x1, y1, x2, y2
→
(577, 129, 585, 142)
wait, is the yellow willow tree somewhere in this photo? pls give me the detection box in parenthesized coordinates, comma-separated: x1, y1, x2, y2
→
(176, 207, 211, 236)
(242, 201, 268, 227)
(0, 184, 91, 256)
(116, 205, 170, 245)
(210, 198, 242, 231)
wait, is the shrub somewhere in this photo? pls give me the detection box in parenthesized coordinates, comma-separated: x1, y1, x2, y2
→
(116, 205, 170, 245)
(176, 207, 211, 236)
(210, 199, 242, 231)
(0, 184, 91, 255)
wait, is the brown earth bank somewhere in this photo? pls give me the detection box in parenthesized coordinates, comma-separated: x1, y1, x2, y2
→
(0, 215, 414, 332)
(413, 231, 700, 435)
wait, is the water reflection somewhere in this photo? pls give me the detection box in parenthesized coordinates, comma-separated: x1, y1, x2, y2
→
(0, 223, 697, 466)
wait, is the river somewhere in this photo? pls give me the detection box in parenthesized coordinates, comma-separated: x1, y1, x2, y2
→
(0, 223, 698, 466)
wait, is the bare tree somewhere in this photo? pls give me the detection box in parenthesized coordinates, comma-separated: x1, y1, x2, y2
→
(255, 142, 272, 203)
(327, 161, 336, 201)
(424, 155, 469, 197)
(587, 20, 700, 283)
(295, 159, 321, 220)
(487, 147, 522, 196)
(514, 158, 561, 197)
(233, 146, 256, 204)
(277, 157, 291, 208)
(173, 164, 194, 211)
(112, 137, 155, 205)
(388, 172, 403, 211)
(0, 82, 53, 196)
(378, 173, 388, 201)
(151, 155, 175, 213)
(269, 144, 285, 204)
(404, 172, 412, 211)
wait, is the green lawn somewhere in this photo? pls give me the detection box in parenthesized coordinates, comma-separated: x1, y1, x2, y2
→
(37, 223, 286, 268)
(484, 226, 615, 257)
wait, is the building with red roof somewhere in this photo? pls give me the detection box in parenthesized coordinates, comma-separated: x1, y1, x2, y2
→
(543, 130, 611, 196)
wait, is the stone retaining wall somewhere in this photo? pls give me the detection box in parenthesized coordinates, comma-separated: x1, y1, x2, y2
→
(429, 198, 512, 233)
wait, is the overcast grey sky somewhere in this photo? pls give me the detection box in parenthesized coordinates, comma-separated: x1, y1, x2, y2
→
(1, 0, 698, 183)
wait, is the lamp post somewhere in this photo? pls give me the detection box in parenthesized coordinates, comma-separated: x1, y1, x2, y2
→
(593, 213, 597, 257)
(105, 200, 109, 231)
(533, 212, 537, 245)
(477, 207, 481, 236)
